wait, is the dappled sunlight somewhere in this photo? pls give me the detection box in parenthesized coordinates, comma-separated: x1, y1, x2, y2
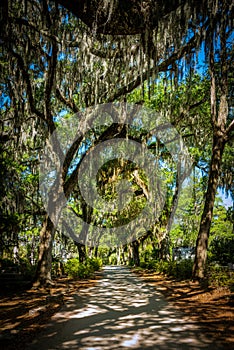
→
(70, 305, 106, 319)
(28, 266, 219, 349)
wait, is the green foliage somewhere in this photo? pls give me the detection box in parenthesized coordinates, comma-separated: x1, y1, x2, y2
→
(139, 258, 234, 287)
(140, 259, 193, 280)
(86, 257, 102, 272)
(1, 1, 232, 281)
(18, 258, 37, 280)
(0, 258, 16, 268)
(206, 264, 234, 287)
(208, 201, 234, 265)
(208, 237, 234, 266)
(76, 263, 92, 279)
(64, 258, 80, 278)
(108, 254, 117, 265)
(170, 169, 206, 248)
(168, 260, 193, 280)
(98, 246, 110, 264)
(140, 244, 153, 262)
(64, 257, 102, 279)
(0, 257, 36, 280)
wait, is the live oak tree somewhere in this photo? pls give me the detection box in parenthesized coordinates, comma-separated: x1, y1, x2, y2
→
(128, 74, 211, 262)
(54, 0, 234, 278)
(0, 52, 45, 261)
(1, 0, 233, 284)
(192, 4, 233, 279)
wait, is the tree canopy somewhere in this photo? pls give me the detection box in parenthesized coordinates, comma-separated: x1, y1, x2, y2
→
(0, 0, 233, 285)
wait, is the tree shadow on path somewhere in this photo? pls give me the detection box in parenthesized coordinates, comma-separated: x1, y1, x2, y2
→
(27, 266, 226, 350)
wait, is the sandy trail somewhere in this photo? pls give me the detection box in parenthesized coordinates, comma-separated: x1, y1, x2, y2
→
(27, 266, 217, 349)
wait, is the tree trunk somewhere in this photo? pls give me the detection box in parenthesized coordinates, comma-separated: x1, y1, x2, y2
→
(117, 247, 121, 265)
(193, 131, 226, 279)
(94, 246, 98, 258)
(157, 158, 191, 261)
(193, 17, 229, 280)
(76, 243, 86, 263)
(132, 240, 140, 266)
(128, 245, 134, 266)
(76, 224, 89, 263)
(158, 234, 170, 261)
(33, 215, 55, 286)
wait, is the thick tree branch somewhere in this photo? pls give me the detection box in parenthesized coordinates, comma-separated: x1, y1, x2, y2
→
(105, 33, 202, 102)
(12, 17, 60, 43)
(8, 49, 45, 121)
(56, 87, 79, 113)
(226, 119, 234, 137)
(55, 0, 202, 35)
(63, 122, 127, 197)
(44, 43, 58, 120)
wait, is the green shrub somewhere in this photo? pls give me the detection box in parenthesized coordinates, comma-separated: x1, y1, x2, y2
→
(109, 255, 117, 265)
(140, 244, 153, 262)
(0, 258, 16, 268)
(156, 260, 170, 274)
(141, 259, 193, 280)
(86, 257, 102, 272)
(208, 237, 234, 266)
(170, 260, 193, 280)
(128, 259, 135, 267)
(0, 257, 36, 280)
(138, 257, 234, 286)
(18, 258, 36, 280)
(64, 258, 80, 278)
(206, 263, 234, 287)
(64, 258, 102, 279)
(139, 261, 147, 268)
(77, 264, 92, 279)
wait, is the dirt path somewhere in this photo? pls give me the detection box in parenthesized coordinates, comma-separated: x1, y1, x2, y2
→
(26, 266, 224, 350)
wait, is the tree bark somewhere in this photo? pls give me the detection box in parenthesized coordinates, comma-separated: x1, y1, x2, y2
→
(192, 130, 226, 279)
(158, 234, 170, 261)
(157, 158, 191, 261)
(132, 240, 140, 266)
(76, 243, 87, 263)
(34, 173, 66, 286)
(94, 246, 98, 258)
(33, 215, 55, 286)
(192, 10, 230, 279)
(56, 0, 185, 35)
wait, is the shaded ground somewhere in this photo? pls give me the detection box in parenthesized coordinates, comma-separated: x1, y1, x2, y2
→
(133, 268, 234, 348)
(0, 266, 233, 349)
(0, 275, 101, 350)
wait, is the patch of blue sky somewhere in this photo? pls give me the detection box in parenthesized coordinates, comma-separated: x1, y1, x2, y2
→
(58, 50, 79, 62)
(218, 189, 233, 209)
(147, 135, 156, 146)
(64, 141, 91, 176)
(53, 109, 70, 123)
(0, 92, 11, 110)
(58, 52, 66, 60)
(28, 63, 45, 78)
(61, 13, 69, 24)
(67, 147, 86, 174)
(195, 42, 208, 74)
(67, 156, 81, 174)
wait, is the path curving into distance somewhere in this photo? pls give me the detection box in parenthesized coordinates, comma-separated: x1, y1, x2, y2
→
(28, 266, 219, 350)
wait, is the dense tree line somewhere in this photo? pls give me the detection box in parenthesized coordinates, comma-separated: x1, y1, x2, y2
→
(0, 0, 233, 286)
